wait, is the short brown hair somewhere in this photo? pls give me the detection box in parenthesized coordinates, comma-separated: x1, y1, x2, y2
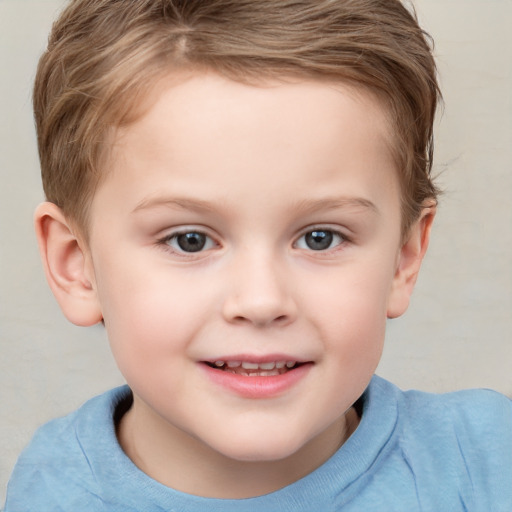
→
(34, 0, 440, 235)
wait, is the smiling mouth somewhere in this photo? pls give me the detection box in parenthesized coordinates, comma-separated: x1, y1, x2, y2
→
(204, 360, 304, 377)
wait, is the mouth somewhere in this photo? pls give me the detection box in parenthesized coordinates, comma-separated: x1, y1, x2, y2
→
(201, 357, 313, 398)
(203, 360, 306, 377)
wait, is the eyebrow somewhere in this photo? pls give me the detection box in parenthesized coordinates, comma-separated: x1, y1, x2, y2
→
(132, 196, 216, 214)
(291, 197, 379, 216)
(132, 195, 379, 216)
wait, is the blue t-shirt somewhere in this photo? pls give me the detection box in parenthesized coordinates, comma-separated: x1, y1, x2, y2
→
(4, 375, 512, 511)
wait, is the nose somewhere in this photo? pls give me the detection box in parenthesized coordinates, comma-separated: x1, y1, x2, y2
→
(221, 251, 297, 328)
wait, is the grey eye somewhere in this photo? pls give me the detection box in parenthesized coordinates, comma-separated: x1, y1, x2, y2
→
(169, 232, 213, 253)
(296, 230, 343, 251)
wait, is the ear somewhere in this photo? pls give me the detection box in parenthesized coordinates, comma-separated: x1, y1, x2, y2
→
(34, 202, 103, 326)
(387, 203, 436, 319)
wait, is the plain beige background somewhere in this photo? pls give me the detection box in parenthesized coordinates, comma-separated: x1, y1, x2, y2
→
(1, 0, 511, 502)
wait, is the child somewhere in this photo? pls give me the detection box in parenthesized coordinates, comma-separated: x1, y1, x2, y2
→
(4, 0, 512, 510)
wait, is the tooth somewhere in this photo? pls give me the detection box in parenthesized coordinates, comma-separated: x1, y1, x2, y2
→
(214, 361, 225, 367)
(241, 362, 259, 370)
(275, 361, 286, 369)
(259, 362, 276, 370)
(227, 361, 242, 368)
(286, 361, 296, 368)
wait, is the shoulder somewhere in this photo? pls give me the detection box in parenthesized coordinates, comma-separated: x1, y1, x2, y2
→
(399, 382, 512, 440)
(370, 375, 512, 435)
(371, 376, 512, 509)
(401, 383, 512, 474)
(4, 386, 131, 512)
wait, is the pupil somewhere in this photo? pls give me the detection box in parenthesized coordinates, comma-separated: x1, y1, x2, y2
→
(305, 230, 333, 250)
(177, 232, 206, 252)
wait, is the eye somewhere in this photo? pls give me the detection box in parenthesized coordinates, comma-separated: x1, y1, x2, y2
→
(295, 229, 344, 251)
(165, 231, 216, 253)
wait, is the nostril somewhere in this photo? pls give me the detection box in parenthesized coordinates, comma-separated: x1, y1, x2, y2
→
(231, 314, 288, 327)
(222, 292, 297, 327)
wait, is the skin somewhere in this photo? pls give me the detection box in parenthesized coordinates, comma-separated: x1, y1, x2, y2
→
(35, 72, 434, 499)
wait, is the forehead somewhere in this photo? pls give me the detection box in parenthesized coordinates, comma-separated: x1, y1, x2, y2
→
(111, 72, 394, 163)
(113, 70, 394, 144)
(94, 72, 399, 225)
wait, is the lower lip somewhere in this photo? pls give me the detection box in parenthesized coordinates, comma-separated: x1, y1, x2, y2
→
(200, 363, 312, 399)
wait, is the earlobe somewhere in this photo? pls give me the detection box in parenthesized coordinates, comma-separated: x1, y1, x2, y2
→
(386, 203, 436, 319)
(34, 202, 103, 326)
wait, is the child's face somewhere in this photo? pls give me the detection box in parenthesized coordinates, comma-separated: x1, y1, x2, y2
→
(84, 73, 410, 469)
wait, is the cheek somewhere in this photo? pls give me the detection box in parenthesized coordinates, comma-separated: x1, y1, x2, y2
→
(320, 295, 387, 362)
(305, 260, 393, 323)
(303, 262, 393, 358)
(94, 261, 209, 367)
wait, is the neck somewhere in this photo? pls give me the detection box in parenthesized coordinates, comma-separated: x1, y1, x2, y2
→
(117, 398, 359, 499)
